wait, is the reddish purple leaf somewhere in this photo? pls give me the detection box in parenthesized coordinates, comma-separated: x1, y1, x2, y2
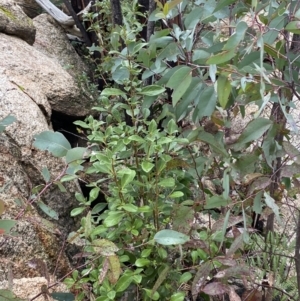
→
(202, 282, 228, 296)
(191, 262, 213, 301)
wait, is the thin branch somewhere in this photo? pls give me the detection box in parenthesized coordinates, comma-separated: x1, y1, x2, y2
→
(62, 0, 92, 46)
(295, 209, 300, 299)
(34, 0, 75, 26)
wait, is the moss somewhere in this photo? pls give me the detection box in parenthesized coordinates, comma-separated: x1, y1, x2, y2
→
(0, 6, 17, 20)
(0, 5, 34, 26)
(16, 84, 25, 92)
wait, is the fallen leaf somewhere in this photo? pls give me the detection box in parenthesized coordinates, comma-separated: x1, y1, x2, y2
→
(228, 286, 241, 301)
(241, 288, 262, 301)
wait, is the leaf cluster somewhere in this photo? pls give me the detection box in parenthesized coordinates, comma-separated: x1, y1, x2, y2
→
(28, 0, 300, 300)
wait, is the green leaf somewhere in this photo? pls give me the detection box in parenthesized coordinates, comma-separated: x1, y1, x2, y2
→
(204, 195, 229, 209)
(148, 119, 157, 133)
(107, 291, 116, 300)
(170, 292, 186, 301)
(104, 212, 124, 227)
(154, 229, 190, 245)
(144, 288, 160, 300)
(139, 85, 165, 96)
(41, 167, 51, 183)
(223, 21, 248, 50)
(172, 73, 192, 106)
(179, 272, 193, 284)
(151, 265, 170, 298)
(66, 162, 84, 176)
(65, 147, 87, 164)
(233, 118, 272, 151)
(135, 258, 151, 267)
(295, 8, 300, 19)
(91, 203, 107, 214)
(141, 161, 155, 173)
(206, 49, 235, 65)
(138, 206, 151, 213)
(167, 119, 178, 134)
(55, 181, 67, 192)
(132, 42, 148, 54)
(233, 153, 258, 177)
(264, 43, 286, 60)
(193, 86, 217, 122)
(217, 75, 231, 109)
(157, 41, 181, 62)
(70, 207, 86, 216)
(119, 168, 136, 188)
(0, 115, 17, 133)
(253, 191, 263, 215)
(93, 162, 112, 174)
(33, 131, 71, 157)
(184, 7, 203, 29)
(213, 0, 236, 12)
(192, 49, 210, 64)
(128, 135, 145, 143)
(75, 192, 86, 203)
(0, 289, 26, 301)
(264, 192, 281, 223)
(198, 131, 228, 157)
(89, 187, 100, 202)
(263, 15, 286, 44)
(141, 248, 152, 257)
(101, 88, 127, 98)
(73, 120, 90, 129)
(115, 275, 133, 293)
(60, 175, 78, 182)
(158, 178, 175, 187)
(37, 200, 59, 220)
(112, 66, 130, 84)
(169, 191, 184, 198)
(51, 292, 75, 301)
(121, 204, 138, 213)
(0, 220, 17, 234)
(166, 66, 192, 88)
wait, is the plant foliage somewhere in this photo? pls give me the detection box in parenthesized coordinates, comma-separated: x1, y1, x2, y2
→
(30, 0, 300, 300)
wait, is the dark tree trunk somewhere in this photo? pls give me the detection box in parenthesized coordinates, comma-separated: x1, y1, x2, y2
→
(147, 0, 156, 41)
(110, 0, 123, 26)
(138, 0, 149, 41)
(63, 0, 92, 46)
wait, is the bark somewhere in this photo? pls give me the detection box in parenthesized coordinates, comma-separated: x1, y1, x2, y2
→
(147, 0, 156, 41)
(110, 0, 123, 26)
(265, 34, 300, 234)
(295, 210, 300, 298)
(265, 101, 285, 234)
(292, 32, 300, 301)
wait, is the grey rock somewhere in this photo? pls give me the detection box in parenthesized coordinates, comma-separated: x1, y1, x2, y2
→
(0, 0, 36, 44)
(0, 33, 94, 117)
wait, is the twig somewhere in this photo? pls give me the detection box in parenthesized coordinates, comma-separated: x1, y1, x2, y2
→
(295, 209, 300, 298)
(15, 165, 68, 220)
